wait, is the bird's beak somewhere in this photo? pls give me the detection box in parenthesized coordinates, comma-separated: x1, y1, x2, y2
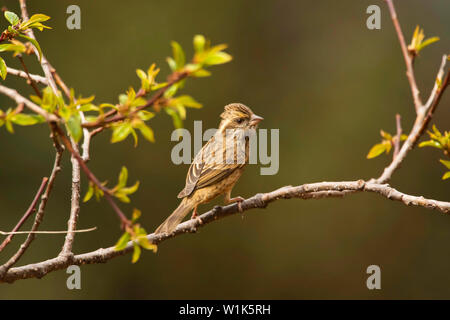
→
(249, 114, 264, 126)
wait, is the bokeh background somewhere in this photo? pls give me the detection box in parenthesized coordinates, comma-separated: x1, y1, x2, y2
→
(0, 0, 449, 299)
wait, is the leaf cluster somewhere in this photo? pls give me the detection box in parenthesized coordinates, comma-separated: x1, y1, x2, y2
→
(419, 125, 450, 180)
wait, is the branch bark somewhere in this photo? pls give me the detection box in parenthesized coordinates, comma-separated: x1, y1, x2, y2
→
(385, 0, 422, 112)
(0, 84, 58, 122)
(1, 180, 449, 283)
(6, 67, 48, 85)
(376, 54, 448, 183)
(19, 0, 58, 93)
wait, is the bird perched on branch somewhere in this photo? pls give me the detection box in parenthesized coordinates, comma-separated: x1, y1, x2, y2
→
(154, 103, 263, 234)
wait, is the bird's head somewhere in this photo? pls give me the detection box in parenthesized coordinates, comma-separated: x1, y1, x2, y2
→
(219, 103, 263, 131)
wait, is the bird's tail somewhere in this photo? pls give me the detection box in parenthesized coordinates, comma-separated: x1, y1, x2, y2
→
(154, 198, 194, 235)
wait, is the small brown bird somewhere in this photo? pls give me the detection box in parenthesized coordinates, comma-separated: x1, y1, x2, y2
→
(154, 103, 263, 234)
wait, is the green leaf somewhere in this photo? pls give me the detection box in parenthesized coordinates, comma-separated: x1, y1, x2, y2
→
(136, 69, 147, 80)
(111, 123, 133, 143)
(20, 14, 51, 30)
(75, 95, 95, 106)
(135, 122, 155, 142)
(165, 107, 183, 129)
(27, 14, 51, 24)
(419, 140, 442, 149)
(176, 95, 203, 108)
(130, 127, 138, 147)
(117, 166, 128, 189)
(67, 113, 83, 142)
(380, 130, 392, 141)
(151, 82, 168, 91)
(203, 51, 232, 66)
(443, 171, 450, 180)
(121, 181, 140, 195)
(0, 43, 26, 53)
(118, 94, 128, 105)
(131, 243, 141, 263)
(175, 104, 186, 119)
(83, 183, 94, 202)
(440, 159, 450, 170)
(11, 113, 44, 126)
(171, 41, 185, 70)
(193, 35, 206, 53)
(4, 11, 20, 26)
(115, 232, 131, 251)
(166, 57, 177, 72)
(114, 192, 131, 203)
(137, 110, 155, 121)
(131, 97, 146, 108)
(99, 103, 117, 110)
(163, 83, 179, 99)
(132, 208, 141, 223)
(417, 37, 440, 52)
(137, 234, 157, 252)
(137, 69, 150, 91)
(5, 120, 14, 133)
(191, 68, 211, 77)
(94, 184, 104, 201)
(18, 34, 43, 62)
(0, 57, 6, 80)
(79, 103, 99, 112)
(367, 143, 386, 159)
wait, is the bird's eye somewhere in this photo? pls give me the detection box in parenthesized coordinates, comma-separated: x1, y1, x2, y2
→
(236, 118, 244, 124)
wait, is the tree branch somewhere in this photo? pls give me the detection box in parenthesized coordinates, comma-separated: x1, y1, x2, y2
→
(19, 0, 58, 93)
(393, 114, 402, 159)
(1, 180, 449, 283)
(82, 71, 188, 129)
(376, 54, 448, 183)
(0, 84, 59, 122)
(0, 148, 63, 279)
(385, 0, 422, 112)
(17, 54, 42, 98)
(53, 124, 131, 228)
(59, 142, 81, 257)
(0, 177, 48, 252)
(6, 67, 48, 85)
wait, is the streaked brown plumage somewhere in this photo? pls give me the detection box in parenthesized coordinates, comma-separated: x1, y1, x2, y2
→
(154, 103, 263, 234)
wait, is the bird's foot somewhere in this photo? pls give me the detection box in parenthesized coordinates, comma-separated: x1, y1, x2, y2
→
(190, 207, 198, 219)
(228, 196, 245, 213)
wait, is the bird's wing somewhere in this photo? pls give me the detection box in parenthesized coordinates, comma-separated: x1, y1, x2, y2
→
(177, 133, 246, 198)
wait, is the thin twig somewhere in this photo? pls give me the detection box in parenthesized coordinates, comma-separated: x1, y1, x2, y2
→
(0, 227, 97, 235)
(18, 1, 91, 258)
(376, 55, 448, 183)
(6, 67, 48, 85)
(50, 66, 92, 161)
(393, 114, 402, 159)
(59, 139, 82, 257)
(0, 148, 63, 278)
(385, 0, 422, 112)
(53, 124, 131, 228)
(0, 177, 48, 252)
(19, 0, 58, 93)
(17, 55, 42, 98)
(0, 84, 59, 122)
(1, 180, 449, 283)
(82, 71, 188, 129)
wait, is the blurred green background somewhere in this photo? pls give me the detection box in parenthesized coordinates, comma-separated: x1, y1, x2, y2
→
(0, 0, 449, 299)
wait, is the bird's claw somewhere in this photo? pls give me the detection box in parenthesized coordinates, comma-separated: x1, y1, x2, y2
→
(228, 196, 245, 213)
